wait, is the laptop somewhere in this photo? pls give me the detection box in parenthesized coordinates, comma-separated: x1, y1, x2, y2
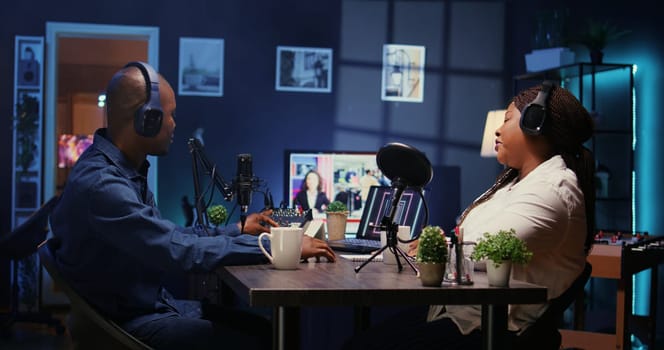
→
(326, 186, 428, 253)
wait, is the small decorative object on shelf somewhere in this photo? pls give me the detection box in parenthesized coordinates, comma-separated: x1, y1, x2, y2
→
(471, 228, 533, 287)
(525, 9, 574, 72)
(573, 18, 630, 64)
(416, 225, 448, 287)
(325, 200, 348, 241)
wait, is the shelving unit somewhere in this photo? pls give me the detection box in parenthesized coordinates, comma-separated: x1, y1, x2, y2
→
(560, 237, 664, 350)
(514, 62, 635, 233)
(11, 37, 45, 314)
(12, 36, 45, 230)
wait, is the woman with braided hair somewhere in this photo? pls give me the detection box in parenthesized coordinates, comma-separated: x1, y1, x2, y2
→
(343, 82, 595, 349)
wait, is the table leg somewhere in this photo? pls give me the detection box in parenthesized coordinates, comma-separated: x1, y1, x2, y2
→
(481, 304, 507, 350)
(616, 278, 626, 350)
(354, 306, 371, 334)
(273, 306, 300, 350)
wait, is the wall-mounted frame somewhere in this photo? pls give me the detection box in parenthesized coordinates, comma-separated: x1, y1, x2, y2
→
(16, 38, 43, 88)
(381, 44, 426, 103)
(275, 46, 332, 93)
(178, 37, 224, 97)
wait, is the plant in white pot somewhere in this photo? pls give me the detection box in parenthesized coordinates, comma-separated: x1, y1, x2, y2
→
(470, 228, 533, 287)
(416, 226, 448, 287)
(325, 201, 349, 241)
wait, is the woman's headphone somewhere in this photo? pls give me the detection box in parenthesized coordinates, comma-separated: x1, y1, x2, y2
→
(520, 81, 553, 136)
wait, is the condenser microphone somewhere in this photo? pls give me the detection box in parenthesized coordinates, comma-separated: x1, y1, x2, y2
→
(235, 154, 253, 232)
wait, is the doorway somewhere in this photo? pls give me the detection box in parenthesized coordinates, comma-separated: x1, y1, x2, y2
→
(42, 22, 159, 305)
(44, 22, 160, 203)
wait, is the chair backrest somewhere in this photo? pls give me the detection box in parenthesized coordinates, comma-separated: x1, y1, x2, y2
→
(514, 262, 593, 350)
(38, 238, 153, 350)
(548, 262, 592, 315)
(0, 195, 60, 260)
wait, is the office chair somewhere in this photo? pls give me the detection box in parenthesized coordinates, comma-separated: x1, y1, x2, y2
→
(514, 262, 593, 350)
(38, 238, 154, 350)
(0, 195, 65, 337)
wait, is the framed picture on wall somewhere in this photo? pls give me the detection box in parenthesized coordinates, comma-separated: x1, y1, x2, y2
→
(15, 89, 42, 175)
(381, 44, 426, 103)
(16, 37, 43, 87)
(178, 37, 224, 97)
(275, 46, 332, 93)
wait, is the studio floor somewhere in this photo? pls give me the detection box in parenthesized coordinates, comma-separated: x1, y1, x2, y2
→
(0, 311, 71, 350)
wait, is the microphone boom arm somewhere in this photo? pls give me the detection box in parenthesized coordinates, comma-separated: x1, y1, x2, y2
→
(188, 138, 234, 228)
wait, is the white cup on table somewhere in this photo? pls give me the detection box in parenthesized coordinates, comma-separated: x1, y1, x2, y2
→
(258, 226, 304, 270)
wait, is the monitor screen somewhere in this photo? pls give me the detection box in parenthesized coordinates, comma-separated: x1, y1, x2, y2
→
(357, 186, 428, 240)
(284, 150, 390, 223)
(58, 134, 93, 168)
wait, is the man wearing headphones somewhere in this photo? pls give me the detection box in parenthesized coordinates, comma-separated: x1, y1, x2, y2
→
(50, 62, 335, 349)
(343, 82, 596, 349)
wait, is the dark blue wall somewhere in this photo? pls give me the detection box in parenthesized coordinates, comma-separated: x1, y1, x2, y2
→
(1, 0, 663, 346)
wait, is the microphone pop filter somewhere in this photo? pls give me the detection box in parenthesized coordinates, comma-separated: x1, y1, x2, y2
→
(376, 142, 433, 188)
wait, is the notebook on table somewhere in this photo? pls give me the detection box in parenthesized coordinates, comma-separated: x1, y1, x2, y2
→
(326, 186, 427, 254)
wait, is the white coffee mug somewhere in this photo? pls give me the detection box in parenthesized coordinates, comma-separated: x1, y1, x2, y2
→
(381, 226, 411, 265)
(258, 227, 304, 270)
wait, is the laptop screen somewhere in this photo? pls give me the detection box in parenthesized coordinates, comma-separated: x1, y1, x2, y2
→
(355, 186, 428, 240)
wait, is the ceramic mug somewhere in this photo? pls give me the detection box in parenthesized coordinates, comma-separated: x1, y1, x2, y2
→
(258, 227, 304, 270)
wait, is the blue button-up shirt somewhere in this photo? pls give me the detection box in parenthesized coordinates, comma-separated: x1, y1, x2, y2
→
(50, 129, 269, 330)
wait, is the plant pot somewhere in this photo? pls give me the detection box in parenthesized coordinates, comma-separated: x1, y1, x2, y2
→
(486, 260, 512, 287)
(418, 262, 445, 287)
(590, 50, 604, 65)
(325, 212, 348, 241)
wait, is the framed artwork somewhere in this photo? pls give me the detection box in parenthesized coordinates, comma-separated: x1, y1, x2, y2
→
(16, 37, 43, 87)
(275, 46, 332, 93)
(14, 89, 42, 175)
(178, 37, 224, 97)
(381, 44, 426, 103)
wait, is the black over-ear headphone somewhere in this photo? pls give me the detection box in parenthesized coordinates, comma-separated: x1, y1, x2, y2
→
(124, 61, 163, 137)
(520, 80, 553, 136)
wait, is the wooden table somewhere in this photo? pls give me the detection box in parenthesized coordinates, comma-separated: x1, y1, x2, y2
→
(218, 259, 547, 350)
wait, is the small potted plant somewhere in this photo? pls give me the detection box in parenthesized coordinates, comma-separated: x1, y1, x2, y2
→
(416, 225, 448, 287)
(574, 19, 630, 64)
(470, 228, 533, 287)
(325, 200, 349, 241)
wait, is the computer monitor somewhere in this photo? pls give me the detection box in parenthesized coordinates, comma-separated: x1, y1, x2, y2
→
(284, 150, 390, 223)
(356, 186, 428, 240)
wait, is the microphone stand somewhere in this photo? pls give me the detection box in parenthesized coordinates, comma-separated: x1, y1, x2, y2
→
(188, 138, 234, 232)
(354, 179, 419, 274)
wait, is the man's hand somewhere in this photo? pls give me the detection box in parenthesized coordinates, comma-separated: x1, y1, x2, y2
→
(300, 236, 336, 262)
(240, 210, 278, 235)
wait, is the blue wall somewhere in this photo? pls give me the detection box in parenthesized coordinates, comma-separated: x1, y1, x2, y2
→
(1, 0, 663, 345)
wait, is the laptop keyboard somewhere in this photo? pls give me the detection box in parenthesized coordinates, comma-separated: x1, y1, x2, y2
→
(327, 238, 382, 253)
